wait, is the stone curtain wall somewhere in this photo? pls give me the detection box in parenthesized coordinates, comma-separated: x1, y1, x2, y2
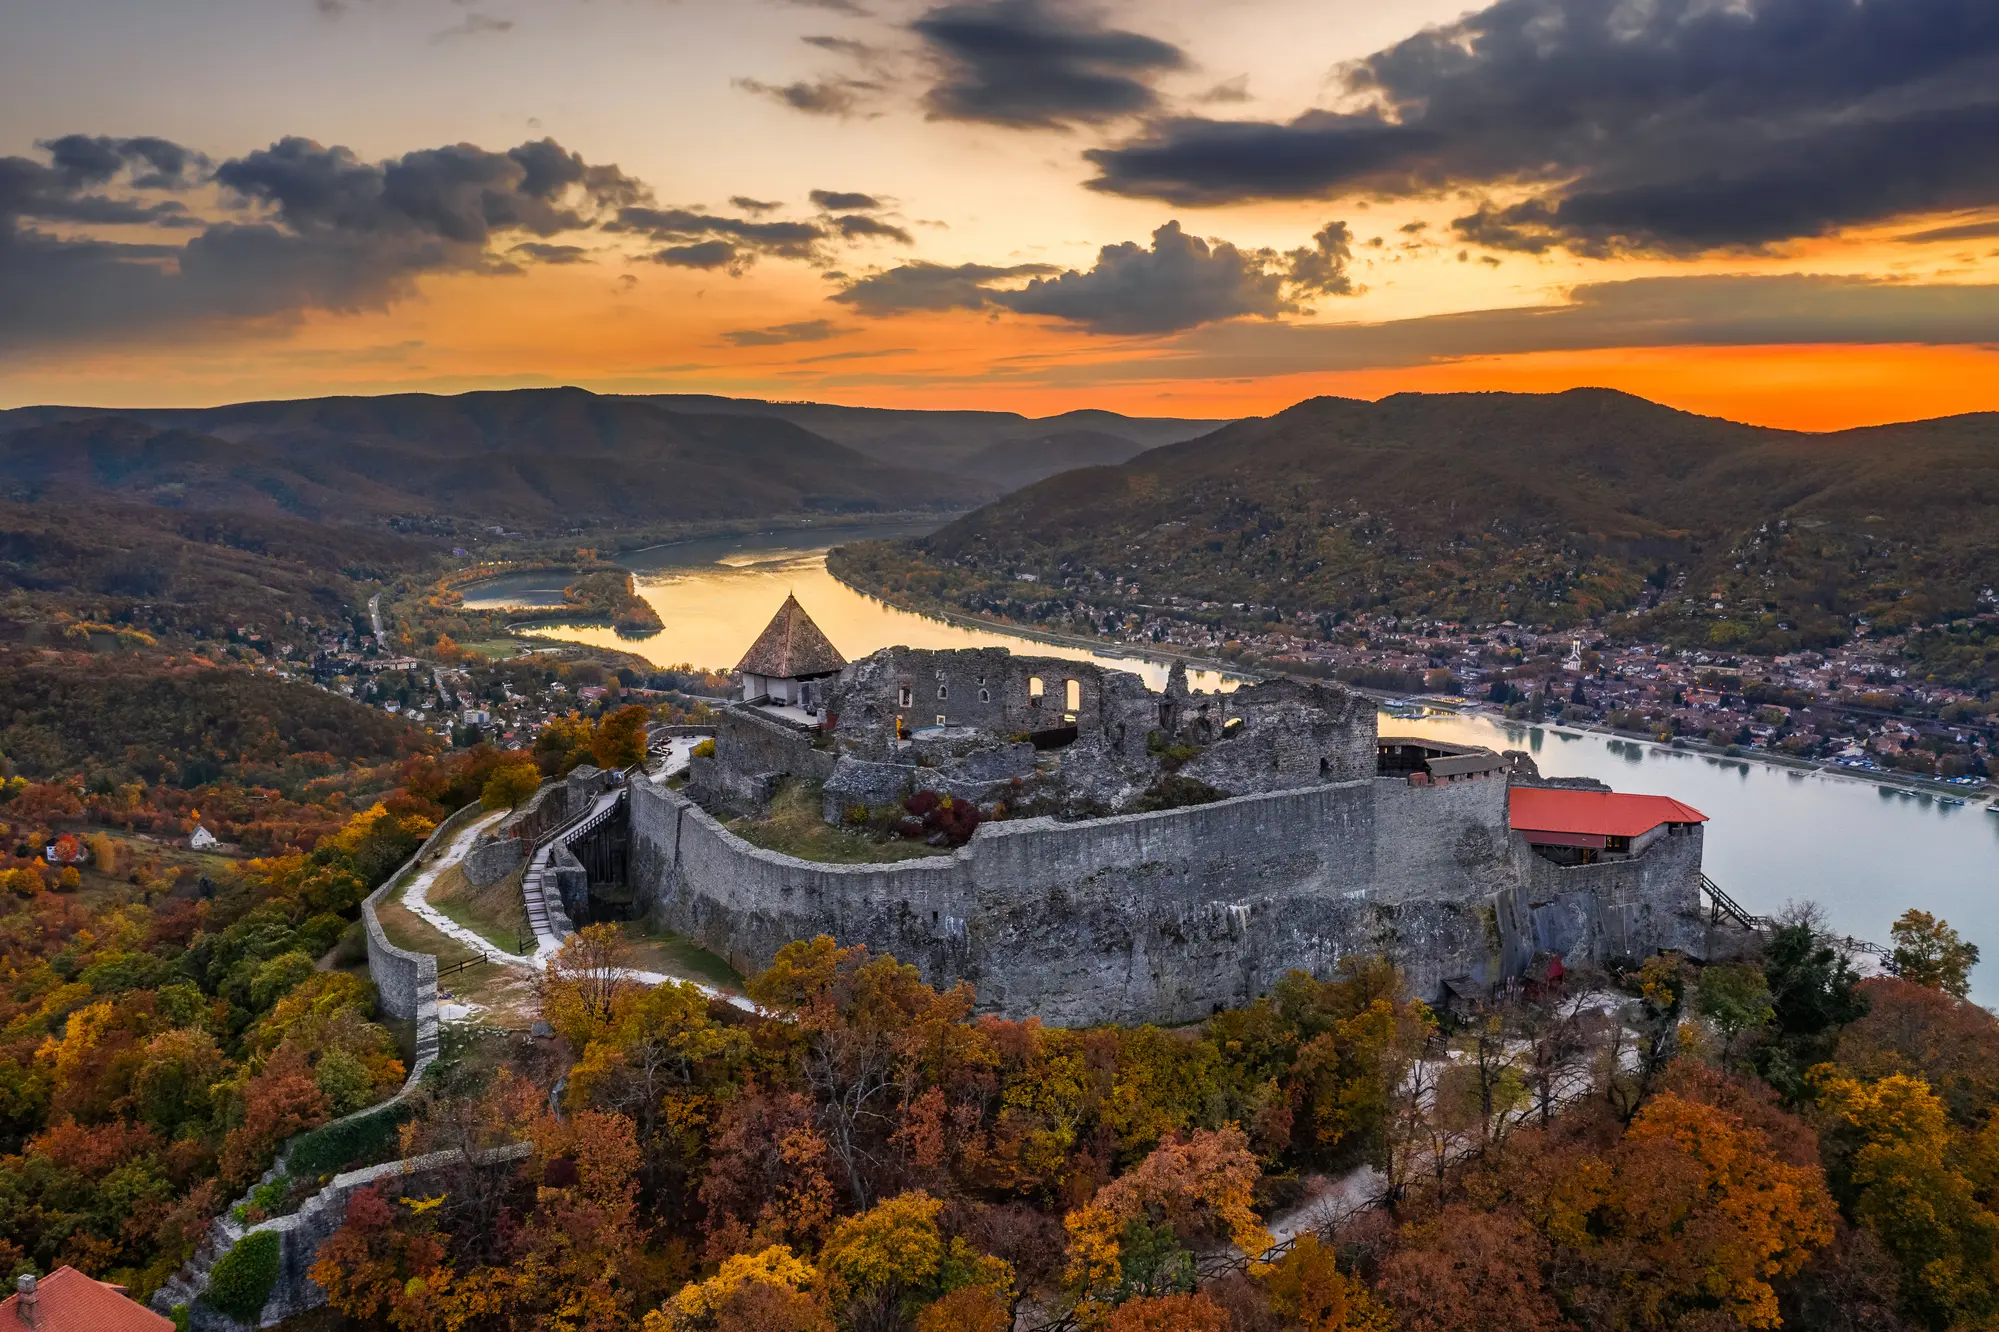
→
(358, 808, 472, 1022)
(1497, 824, 1707, 973)
(633, 775, 1541, 1025)
(462, 836, 525, 887)
(694, 707, 838, 811)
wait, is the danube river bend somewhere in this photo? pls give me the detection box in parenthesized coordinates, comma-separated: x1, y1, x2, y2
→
(466, 522, 1999, 1004)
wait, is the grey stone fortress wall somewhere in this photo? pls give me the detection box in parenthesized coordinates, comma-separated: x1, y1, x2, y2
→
(633, 771, 1700, 1025)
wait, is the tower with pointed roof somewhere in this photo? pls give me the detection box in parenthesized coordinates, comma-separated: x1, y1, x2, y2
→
(735, 594, 847, 711)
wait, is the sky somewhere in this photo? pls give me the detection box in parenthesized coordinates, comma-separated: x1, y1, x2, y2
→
(3, 0, 1998, 428)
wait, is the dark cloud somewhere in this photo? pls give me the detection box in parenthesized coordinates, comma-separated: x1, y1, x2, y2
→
(215, 136, 645, 244)
(732, 196, 785, 215)
(38, 134, 209, 189)
(801, 35, 878, 59)
(721, 318, 851, 346)
(810, 189, 882, 211)
(1036, 274, 1999, 385)
(734, 76, 880, 117)
(509, 242, 590, 264)
(833, 219, 1357, 334)
(1900, 218, 1999, 243)
(1000, 221, 1291, 333)
(1085, 0, 1999, 254)
(830, 260, 1060, 314)
(1195, 76, 1249, 105)
(913, 0, 1185, 130)
(831, 214, 913, 245)
(654, 240, 742, 271)
(1284, 221, 1356, 297)
(610, 206, 827, 263)
(1, 132, 646, 352)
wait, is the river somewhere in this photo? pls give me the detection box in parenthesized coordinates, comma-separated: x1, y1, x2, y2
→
(465, 522, 1999, 1002)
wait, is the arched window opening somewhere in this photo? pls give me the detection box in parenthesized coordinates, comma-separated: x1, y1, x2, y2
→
(1028, 676, 1044, 705)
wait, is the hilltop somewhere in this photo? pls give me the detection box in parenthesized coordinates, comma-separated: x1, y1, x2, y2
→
(0, 387, 1226, 529)
(832, 388, 1999, 663)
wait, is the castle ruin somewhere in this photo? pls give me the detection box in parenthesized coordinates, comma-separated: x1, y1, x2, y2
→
(613, 599, 1722, 1025)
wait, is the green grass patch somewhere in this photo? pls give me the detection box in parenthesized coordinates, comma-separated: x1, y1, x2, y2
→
(373, 895, 481, 969)
(621, 923, 743, 992)
(428, 859, 533, 956)
(723, 779, 948, 865)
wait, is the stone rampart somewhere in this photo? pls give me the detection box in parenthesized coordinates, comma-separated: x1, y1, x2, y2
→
(632, 776, 1537, 1025)
(359, 808, 472, 1022)
(462, 835, 525, 887)
(1496, 824, 1707, 973)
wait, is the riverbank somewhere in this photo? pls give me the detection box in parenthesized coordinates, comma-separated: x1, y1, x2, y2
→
(823, 560, 1998, 809)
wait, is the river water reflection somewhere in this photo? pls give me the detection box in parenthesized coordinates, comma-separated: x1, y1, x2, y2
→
(472, 523, 1999, 1003)
(489, 522, 1241, 691)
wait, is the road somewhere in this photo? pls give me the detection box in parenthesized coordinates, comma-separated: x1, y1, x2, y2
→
(368, 592, 385, 641)
(401, 784, 752, 1014)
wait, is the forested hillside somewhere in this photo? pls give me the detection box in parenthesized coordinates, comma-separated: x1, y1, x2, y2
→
(866, 389, 1999, 657)
(0, 390, 971, 528)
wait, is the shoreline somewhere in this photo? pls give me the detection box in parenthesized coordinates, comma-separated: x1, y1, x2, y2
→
(824, 565, 1998, 809)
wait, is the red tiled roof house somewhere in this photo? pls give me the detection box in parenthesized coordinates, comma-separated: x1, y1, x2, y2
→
(0, 1268, 174, 1332)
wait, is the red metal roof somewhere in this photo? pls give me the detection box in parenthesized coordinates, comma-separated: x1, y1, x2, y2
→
(1509, 787, 1707, 839)
(0, 1267, 173, 1332)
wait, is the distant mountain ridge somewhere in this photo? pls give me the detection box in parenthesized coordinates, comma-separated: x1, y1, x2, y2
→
(0, 387, 1229, 526)
(859, 388, 1999, 664)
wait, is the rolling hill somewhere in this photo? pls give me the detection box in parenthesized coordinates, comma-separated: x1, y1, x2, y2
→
(835, 389, 1999, 661)
(0, 388, 1228, 527)
(0, 389, 977, 527)
(639, 394, 1224, 480)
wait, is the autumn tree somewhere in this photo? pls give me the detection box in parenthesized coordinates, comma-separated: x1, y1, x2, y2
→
(647, 1245, 823, 1332)
(1064, 1126, 1271, 1314)
(818, 1190, 1011, 1332)
(1377, 1206, 1565, 1332)
(1100, 1291, 1231, 1331)
(1262, 1234, 1393, 1331)
(543, 922, 638, 1044)
(482, 759, 541, 811)
(566, 979, 749, 1203)
(592, 705, 652, 771)
(1812, 1067, 1999, 1328)
(1695, 961, 1776, 1066)
(747, 937, 977, 1207)
(1889, 909, 1981, 998)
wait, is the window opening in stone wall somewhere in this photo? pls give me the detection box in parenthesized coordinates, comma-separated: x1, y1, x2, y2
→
(938, 684, 948, 700)
(978, 689, 990, 703)
(1064, 679, 1081, 711)
(898, 686, 912, 707)
(936, 715, 947, 726)
(1028, 676, 1044, 705)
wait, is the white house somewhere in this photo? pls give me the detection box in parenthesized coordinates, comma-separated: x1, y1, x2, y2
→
(189, 825, 218, 851)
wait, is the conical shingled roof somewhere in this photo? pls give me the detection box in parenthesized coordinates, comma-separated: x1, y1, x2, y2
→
(735, 594, 846, 678)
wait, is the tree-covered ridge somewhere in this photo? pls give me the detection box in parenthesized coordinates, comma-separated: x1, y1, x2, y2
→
(289, 906, 1999, 1332)
(869, 390, 1999, 667)
(0, 652, 428, 787)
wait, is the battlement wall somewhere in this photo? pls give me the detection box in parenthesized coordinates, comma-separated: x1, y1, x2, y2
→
(631, 774, 1523, 1025)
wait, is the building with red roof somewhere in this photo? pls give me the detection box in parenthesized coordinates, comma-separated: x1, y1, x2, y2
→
(1510, 786, 1707, 865)
(0, 1268, 173, 1332)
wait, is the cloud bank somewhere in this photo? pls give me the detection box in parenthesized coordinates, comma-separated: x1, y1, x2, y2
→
(1085, 0, 1999, 255)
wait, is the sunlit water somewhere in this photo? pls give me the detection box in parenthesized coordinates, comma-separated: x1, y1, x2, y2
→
(466, 524, 1999, 1002)
(480, 522, 1240, 692)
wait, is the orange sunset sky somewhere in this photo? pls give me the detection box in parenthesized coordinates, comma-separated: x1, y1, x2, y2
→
(4, 0, 1997, 429)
